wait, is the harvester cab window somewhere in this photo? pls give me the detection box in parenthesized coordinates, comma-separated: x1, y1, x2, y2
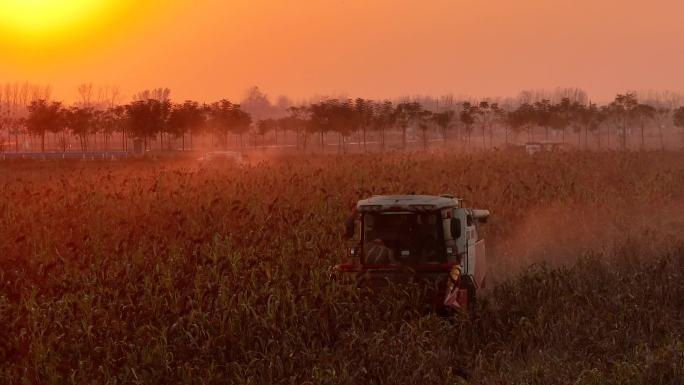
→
(450, 218, 461, 239)
(362, 212, 446, 265)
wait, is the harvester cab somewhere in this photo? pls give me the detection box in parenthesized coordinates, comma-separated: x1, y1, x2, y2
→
(337, 194, 489, 312)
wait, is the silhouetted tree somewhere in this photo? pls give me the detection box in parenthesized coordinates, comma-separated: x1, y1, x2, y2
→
(533, 99, 553, 140)
(308, 104, 326, 150)
(395, 102, 423, 149)
(105, 106, 127, 151)
(64, 106, 96, 152)
(460, 102, 477, 145)
(578, 103, 604, 149)
(230, 104, 253, 147)
(208, 100, 252, 149)
(257, 118, 278, 147)
(353, 98, 375, 152)
(97, 108, 115, 151)
(26, 100, 63, 152)
(550, 98, 577, 144)
(506, 103, 535, 143)
(633, 103, 656, 149)
(604, 93, 638, 149)
(241, 86, 277, 121)
(336, 99, 357, 153)
(472, 101, 500, 148)
(133, 88, 171, 103)
(125, 99, 171, 151)
(673, 107, 684, 147)
(168, 101, 205, 150)
(307, 99, 356, 153)
(373, 101, 396, 151)
(417, 109, 434, 149)
(431, 110, 455, 142)
(283, 106, 309, 150)
(653, 107, 670, 151)
(307, 100, 351, 151)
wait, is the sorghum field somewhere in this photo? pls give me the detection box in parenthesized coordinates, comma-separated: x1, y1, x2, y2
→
(1, 151, 684, 384)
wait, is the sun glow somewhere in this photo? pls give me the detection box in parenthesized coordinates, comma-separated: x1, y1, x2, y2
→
(0, 0, 133, 51)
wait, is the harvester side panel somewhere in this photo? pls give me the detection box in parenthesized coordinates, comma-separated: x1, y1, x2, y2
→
(474, 240, 486, 288)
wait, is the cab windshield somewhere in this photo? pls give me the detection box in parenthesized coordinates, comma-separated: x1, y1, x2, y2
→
(362, 211, 445, 265)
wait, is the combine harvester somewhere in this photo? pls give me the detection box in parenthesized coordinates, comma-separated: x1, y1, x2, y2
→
(336, 194, 489, 313)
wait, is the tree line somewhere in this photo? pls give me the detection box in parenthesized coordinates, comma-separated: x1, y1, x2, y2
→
(2, 84, 684, 152)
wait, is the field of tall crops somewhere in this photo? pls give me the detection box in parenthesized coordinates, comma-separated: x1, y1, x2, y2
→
(1, 151, 684, 384)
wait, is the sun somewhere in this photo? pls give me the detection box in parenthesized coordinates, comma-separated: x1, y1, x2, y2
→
(0, 0, 118, 44)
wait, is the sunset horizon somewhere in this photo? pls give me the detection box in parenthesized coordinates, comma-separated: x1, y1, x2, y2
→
(3, 2, 684, 384)
(1, 0, 683, 103)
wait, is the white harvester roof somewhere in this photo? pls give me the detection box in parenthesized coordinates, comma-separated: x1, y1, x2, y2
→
(357, 195, 460, 212)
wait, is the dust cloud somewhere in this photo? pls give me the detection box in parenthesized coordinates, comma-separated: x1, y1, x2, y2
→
(490, 200, 684, 278)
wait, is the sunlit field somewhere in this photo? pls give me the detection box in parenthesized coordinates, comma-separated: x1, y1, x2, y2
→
(1, 150, 684, 384)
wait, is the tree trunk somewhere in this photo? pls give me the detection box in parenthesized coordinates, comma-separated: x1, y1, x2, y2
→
(362, 126, 367, 152)
(402, 126, 407, 149)
(482, 125, 486, 149)
(296, 126, 300, 151)
(577, 128, 581, 147)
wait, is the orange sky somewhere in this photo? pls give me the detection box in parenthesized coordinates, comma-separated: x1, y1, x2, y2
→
(1, 0, 683, 104)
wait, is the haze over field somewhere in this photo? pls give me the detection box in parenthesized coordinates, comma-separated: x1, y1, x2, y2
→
(1, 0, 683, 102)
(3, 1, 684, 383)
